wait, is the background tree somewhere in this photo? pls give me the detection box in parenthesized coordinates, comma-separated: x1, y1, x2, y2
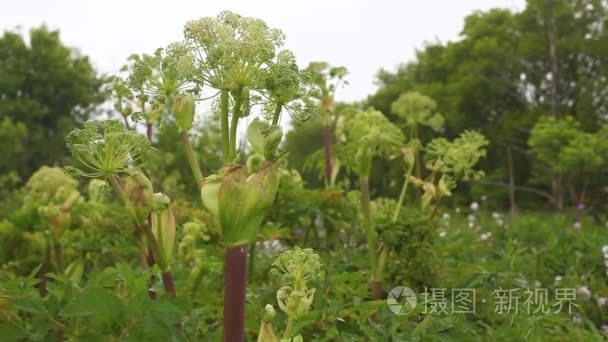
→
(0, 27, 105, 182)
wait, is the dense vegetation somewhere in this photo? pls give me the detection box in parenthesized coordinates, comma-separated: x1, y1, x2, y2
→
(1, 1, 608, 341)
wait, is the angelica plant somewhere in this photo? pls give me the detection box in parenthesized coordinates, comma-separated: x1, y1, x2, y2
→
(24, 167, 81, 295)
(418, 130, 489, 218)
(305, 62, 347, 186)
(269, 246, 322, 339)
(344, 107, 404, 299)
(65, 120, 179, 297)
(117, 11, 319, 339)
(391, 91, 444, 205)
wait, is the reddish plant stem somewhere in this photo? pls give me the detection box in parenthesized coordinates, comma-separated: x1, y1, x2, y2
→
(222, 244, 249, 342)
(144, 217, 159, 300)
(146, 122, 153, 140)
(323, 126, 333, 185)
(161, 271, 177, 298)
(372, 281, 383, 300)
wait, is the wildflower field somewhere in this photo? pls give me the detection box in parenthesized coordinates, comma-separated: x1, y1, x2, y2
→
(1, 1, 608, 341)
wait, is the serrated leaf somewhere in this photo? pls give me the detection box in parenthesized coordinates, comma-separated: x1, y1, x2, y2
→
(61, 287, 122, 318)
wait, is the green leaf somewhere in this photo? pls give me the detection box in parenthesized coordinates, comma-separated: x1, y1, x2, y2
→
(12, 297, 48, 315)
(61, 287, 122, 318)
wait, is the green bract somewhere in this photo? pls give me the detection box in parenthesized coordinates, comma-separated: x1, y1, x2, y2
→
(201, 163, 279, 246)
(151, 205, 176, 271)
(247, 119, 283, 161)
(124, 171, 154, 223)
(65, 120, 153, 178)
(172, 93, 196, 132)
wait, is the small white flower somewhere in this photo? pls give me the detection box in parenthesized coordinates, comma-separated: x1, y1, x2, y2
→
(480, 232, 492, 241)
(455, 207, 461, 213)
(515, 274, 528, 288)
(492, 212, 500, 219)
(468, 222, 474, 229)
(572, 316, 583, 325)
(602, 325, 608, 333)
(314, 215, 323, 228)
(261, 239, 285, 255)
(470, 202, 479, 211)
(598, 297, 607, 307)
(554, 275, 563, 285)
(496, 219, 504, 226)
(534, 280, 541, 288)
(439, 231, 446, 238)
(603, 245, 608, 255)
(605, 221, 608, 229)
(481, 195, 487, 201)
(442, 212, 450, 221)
(573, 222, 581, 230)
(467, 214, 475, 222)
(577, 286, 591, 299)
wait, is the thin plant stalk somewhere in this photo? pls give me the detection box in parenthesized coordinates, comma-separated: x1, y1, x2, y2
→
(107, 174, 177, 298)
(271, 102, 282, 126)
(360, 175, 381, 299)
(229, 87, 243, 160)
(283, 319, 294, 339)
(180, 131, 204, 186)
(220, 90, 230, 164)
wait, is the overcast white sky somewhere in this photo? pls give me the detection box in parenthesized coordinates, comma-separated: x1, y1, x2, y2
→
(3, 0, 525, 102)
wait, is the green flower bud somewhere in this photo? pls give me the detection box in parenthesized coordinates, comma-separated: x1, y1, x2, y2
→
(125, 172, 153, 223)
(247, 120, 283, 160)
(257, 306, 279, 342)
(247, 119, 268, 154)
(151, 206, 176, 271)
(219, 163, 279, 245)
(263, 126, 282, 160)
(277, 286, 316, 320)
(263, 304, 276, 322)
(151, 192, 171, 212)
(173, 93, 196, 132)
(200, 172, 224, 218)
(247, 153, 265, 174)
(202, 163, 279, 245)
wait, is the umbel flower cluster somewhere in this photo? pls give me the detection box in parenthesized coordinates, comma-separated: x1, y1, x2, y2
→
(259, 246, 323, 341)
